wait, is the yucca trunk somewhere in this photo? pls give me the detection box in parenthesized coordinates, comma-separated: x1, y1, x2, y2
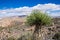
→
(32, 25, 42, 40)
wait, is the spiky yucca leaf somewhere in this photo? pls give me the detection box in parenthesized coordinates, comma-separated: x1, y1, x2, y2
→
(26, 10, 52, 26)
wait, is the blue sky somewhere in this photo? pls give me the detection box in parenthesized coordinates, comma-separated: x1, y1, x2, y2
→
(0, 0, 60, 18)
(0, 0, 60, 9)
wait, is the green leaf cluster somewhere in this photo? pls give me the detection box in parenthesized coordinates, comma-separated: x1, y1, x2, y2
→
(26, 10, 52, 26)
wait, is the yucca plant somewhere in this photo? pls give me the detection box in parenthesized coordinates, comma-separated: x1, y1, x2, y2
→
(26, 10, 52, 40)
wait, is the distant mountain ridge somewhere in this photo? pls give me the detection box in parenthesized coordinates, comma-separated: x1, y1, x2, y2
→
(0, 15, 60, 27)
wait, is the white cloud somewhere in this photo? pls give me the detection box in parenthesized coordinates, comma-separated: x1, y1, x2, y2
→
(0, 3, 60, 17)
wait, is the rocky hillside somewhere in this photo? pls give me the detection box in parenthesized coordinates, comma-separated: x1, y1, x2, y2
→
(0, 16, 60, 40)
(0, 16, 26, 27)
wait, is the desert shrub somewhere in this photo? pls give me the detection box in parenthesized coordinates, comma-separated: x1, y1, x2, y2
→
(7, 37, 15, 40)
(17, 36, 32, 40)
(17, 35, 27, 40)
(17, 33, 32, 40)
(52, 32, 60, 40)
(0, 27, 4, 31)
